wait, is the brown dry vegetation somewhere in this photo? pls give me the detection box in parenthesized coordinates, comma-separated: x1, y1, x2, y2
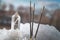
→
(0, 7, 60, 31)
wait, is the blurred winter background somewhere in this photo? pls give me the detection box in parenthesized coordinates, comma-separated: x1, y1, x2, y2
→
(0, 0, 60, 40)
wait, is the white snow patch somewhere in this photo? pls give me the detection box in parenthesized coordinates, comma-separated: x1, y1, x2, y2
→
(0, 23, 60, 40)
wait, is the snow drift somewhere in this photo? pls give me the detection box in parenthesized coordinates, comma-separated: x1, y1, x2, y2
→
(0, 23, 60, 40)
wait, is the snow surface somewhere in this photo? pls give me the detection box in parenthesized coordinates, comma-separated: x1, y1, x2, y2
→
(0, 23, 60, 40)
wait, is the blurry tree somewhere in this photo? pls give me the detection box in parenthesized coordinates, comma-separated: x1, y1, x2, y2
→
(9, 4, 15, 15)
(17, 6, 24, 23)
(49, 14, 54, 25)
(51, 9, 60, 31)
(0, 0, 7, 10)
(17, 6, 24, 12)
(1, 4, 7, 10)
(0, 0, 2, 10)
(9, 4, 14, 11)
(55, 9, 60, 31)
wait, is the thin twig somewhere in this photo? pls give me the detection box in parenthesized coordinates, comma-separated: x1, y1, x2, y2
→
(32, 3, 35, 37)
(30, 0, 32, 38)
(34, 6, 45, 38)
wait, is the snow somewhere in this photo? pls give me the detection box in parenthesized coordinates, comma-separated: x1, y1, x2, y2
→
(0, 23, 60, 40)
